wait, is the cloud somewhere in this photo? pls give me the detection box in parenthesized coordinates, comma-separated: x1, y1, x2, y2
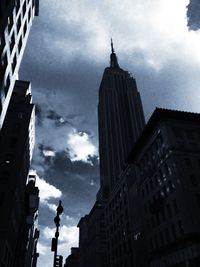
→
(43, 149, 56, 157)
(67, 130, 98, 163)
(41, 225, 78, 259)
(30, 170, 62, 202)
(187, 0, 200, 30)
(43, 225, 78, 244)
(37, 242, 49, 256)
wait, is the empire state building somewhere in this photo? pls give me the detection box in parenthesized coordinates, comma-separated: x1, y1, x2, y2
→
(98, 40, 145, 197)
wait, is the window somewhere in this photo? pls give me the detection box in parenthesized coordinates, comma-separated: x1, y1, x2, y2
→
(171, 224, 177, 239)
(10, 32, 15, 52)
(184, 158, 192, 169)
(8, 16, 13, 32)
(154, 175, 158, 186)
(159, 232, 164, 246)
(164, 163, 169, 176)
(28, 7, 32, 21)
(164, 228, 170, 243)
(4, 154, 13, 165)
(23, 1, 26, 16)
(12, 123, 21, 133)
(0, 35, 5, 54)
(23, 20, 27, 37)
(166, 204, 172, 218)
(18, 35, 23, 53)
(196, 194, 200, 208)
(17, 16, 21, 33)
(15, 0, 21, 13)
(150, 179, 153, 190)
(4, 75, 10, 96)
(173, 128, 183, 140)
(168, 180, 174, 192)
(12, 54, 17, 73)
(0, 172, 9, 184)
(146, 183, 149, 195)
(154, 234, 158, 249)
(178, 220, 184, 235)
(9, 137, 18, 148)
(17, 112, 23, 119)
(190, 174, 198, 186)
(172, 199, 179, 214)
(161, 209, 166, 221)
(0, 192, 5, 205)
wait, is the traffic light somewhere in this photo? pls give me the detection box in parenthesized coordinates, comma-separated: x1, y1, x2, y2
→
(51, 238, 57, 252)
(55, 255, 63, 267)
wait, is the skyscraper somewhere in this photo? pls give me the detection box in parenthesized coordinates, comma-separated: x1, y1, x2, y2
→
(0, 0, 39, 128)
(0, 80, 38, 267)
(98, 40, 145, 197)
(75, 42, 146, 267)
(0, 1, 39, 266)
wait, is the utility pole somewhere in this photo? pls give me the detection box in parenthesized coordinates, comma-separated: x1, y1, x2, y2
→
(51, 200, 64, 267)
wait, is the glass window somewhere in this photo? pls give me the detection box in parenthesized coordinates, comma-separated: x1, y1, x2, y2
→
(178, 220, 184, 235)
(171, 224, 177, 239)
(10, 32, 15, 52)
(166, 203, 172, 218)
(164, 228, 170, 243)
(0, 171, 9, 184)
(0, 192, 5, 205)
(159, 232, 164, 246)
(172, 199, 179, 214)
(190, 174, 198, 186)
(4, 75, 10, 96)
(184, 158, 192, 169)
(17, 16, 21, 32)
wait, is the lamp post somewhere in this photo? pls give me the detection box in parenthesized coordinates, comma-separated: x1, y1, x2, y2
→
(51, 200, 64, 267)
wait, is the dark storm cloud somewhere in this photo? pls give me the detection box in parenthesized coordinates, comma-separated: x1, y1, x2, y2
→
(47, 110, 73, 127)
(187, 0, 200, 31)
(34, 150, 99, 219)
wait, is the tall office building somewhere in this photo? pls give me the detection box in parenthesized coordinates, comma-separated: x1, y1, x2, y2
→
(0, 0, 39, 128)
(75, 43, 146, 267)
(0, 80, 39, 267)
(128, 108, 200, 267)
(0, 2, 39, 266)
(98, 40, 145, 197)
(72, 43, 200, 267)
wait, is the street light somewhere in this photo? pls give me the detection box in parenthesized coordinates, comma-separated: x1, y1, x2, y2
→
(51, 200, 64, 267)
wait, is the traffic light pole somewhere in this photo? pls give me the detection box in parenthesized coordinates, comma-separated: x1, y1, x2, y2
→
(51, 200, 64, 267)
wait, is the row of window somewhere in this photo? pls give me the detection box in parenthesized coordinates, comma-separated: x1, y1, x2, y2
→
(173, 127, 200, 143)
(146, 198, 179, 229)
(149, 220, 184, 251)
(139, 133, 165, 172)
(142, 162, 174, 198)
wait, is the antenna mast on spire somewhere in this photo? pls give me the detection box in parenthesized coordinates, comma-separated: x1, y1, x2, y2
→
(111, 38, 114, 53)
(110, 38, 120, 68)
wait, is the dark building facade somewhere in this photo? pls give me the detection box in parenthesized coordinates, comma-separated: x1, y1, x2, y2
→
(64, 248, 79, 267)
(0, 0, 39, 127)
(128, 108, 200, 267)
(24, 174, 40, 267)
(0, 1, 39, 266)
(77, 201, 106, 267)
(0, 80, 39, 267)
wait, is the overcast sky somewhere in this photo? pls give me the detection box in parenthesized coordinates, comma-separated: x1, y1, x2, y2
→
(19, 0, 200, 266)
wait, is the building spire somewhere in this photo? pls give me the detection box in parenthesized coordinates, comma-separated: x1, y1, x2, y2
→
(110, 38, 120, 68)
(111, 38, 114, 53)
